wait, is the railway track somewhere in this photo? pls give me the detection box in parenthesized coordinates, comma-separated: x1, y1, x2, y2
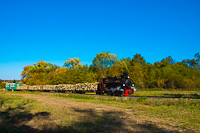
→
(28, 91, 200, 100)
(3, 89, 199, 100)
(84, 94, 200, 100)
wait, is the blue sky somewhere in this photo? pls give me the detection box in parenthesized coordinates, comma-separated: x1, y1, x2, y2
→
(0, 0, 200, 80)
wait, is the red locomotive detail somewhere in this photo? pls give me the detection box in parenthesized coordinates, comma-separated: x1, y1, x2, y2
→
(96, 72, 136, 96)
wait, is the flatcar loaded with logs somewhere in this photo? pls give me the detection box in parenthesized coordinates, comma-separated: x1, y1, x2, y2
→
(14, 83, 99, 93)
(96, 72, 136, 96)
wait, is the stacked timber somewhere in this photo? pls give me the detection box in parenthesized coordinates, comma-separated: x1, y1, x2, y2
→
(43, 85, 56, 91)
(16, 82, 99, 92)
(29, 85, 40, 91)
(17, 84, 28, 90)
(65, 84, 73, 91)
(56, 84, 66, 91)
(87, 82, 98, 92)
(74, 83, 81, 92)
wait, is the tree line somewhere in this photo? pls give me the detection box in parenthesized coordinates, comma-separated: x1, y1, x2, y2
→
(21, 52, 200, 89)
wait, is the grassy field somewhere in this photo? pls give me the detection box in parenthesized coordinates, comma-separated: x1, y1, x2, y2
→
(0, 90, 200, 132)
(86, 89, 200, 99)
(135, 89, 200, 99)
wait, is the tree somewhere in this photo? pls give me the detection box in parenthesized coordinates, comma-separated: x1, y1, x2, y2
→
(21, 61, 59, 85)
(64, 58, 82, 69)
(19, 52, 200, 89)
(182, 53, 200, 70)
(21, 65, 33, 84)
(117, 58, 131, 72)
(105, 58, 131, 77)
(182, 59, 190, 66)
(194, 52, 200, 70)
(131, 54, 146, 66)
(129, 62, 144, 88)
(13, 79, 16, 83)
(165, 56, 175, 64)
(53, 67, 68, 84)
(160, 56, 175, 67)
(92, 52, 117, 77)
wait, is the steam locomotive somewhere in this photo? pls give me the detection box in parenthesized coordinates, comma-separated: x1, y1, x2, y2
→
(96, 72, 136, 96)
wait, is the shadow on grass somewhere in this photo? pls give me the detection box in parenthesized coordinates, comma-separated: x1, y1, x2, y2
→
(0, 101, 51, 133)
(44, 108, 179, 133)
(136, 123, 176, 133)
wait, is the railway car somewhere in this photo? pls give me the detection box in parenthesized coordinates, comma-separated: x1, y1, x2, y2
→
(6, 83, 21, 91)
(96, 72, 136, 96)
(16, 83, 98, 93)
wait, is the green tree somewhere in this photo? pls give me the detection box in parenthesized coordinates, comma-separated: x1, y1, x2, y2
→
(182, 59, 190, 66)
(64, 58, 82, 69)
(194, 52, 200, 70)
(21, 65, 34, 84)
(165, 56, 175, 64)
(21, 61, 59, 85)
(129, 62, 144, 88)
(92, 52, 117, 77)
(130, 54, 146, 66)
(0, 82, 5, 89)
(182, 53, 200, 70)
(129, 54, 147, 88)
(19, 52, 200, 89)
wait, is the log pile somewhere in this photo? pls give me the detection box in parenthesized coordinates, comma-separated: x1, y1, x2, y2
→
(17, 82, 99, 93)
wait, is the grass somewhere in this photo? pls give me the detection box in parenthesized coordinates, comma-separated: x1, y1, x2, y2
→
(0, 92, 135, 132)
(85, 89, 200, 99)
(1, 90, 200, 132)
(0, 92, 62, 132)
(135, 89, 200, 99)
(52, 93, 200, 131)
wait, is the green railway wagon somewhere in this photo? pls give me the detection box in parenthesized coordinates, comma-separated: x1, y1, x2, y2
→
(5, 83, 21, 90)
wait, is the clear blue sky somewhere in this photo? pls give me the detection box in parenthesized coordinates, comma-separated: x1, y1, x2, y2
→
(0, 0, 200, 80)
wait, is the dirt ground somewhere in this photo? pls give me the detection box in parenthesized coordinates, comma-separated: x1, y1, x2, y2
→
(1, 93, 191, 132)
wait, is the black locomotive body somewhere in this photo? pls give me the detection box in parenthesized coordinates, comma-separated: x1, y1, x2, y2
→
(96, 72, 136, 96)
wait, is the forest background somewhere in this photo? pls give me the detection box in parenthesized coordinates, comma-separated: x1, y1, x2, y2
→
(10, 52, 199, 90)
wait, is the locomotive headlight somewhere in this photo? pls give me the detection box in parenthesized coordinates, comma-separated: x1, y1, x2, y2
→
(123, 84, 125, 86)
(132, 84, 134, 86)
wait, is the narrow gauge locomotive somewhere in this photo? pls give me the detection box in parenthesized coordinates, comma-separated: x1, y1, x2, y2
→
(96, 72, 136, 96)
